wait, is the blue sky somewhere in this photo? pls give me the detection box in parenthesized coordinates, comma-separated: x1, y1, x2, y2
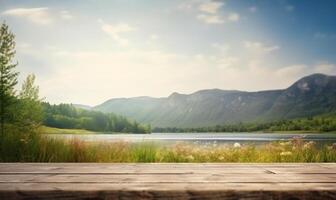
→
(1, 0, 335, 105)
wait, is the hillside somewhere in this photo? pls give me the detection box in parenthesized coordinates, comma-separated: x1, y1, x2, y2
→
(93, 74, 336, 128)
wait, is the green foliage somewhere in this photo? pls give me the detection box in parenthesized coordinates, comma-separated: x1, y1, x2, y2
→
(0, 23, 43, 160)
(1, 134, 335, 162)
(15, 74, 43, 132)
(41, 126, 96, 135)
(42, 103, 151, 133)
(0, 22, 19, 136)
(153, 114, 336, 133)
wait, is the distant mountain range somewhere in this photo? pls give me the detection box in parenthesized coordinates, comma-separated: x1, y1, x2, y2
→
(76, 74, 336, 128)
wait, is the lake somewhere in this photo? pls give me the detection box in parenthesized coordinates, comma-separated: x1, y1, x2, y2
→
(48, 132, 336, 146)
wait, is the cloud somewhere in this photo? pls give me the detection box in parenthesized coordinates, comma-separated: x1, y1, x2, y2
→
(196, 1, 225, 24)
(249, 6, 257, 13)
(212, 43, 230, 52)
(275, 63, 336, 81)
(2, 7, 52, 25)
(197, 12, 240, 24)
(177, 1, 195, 12)
(285, 5, 295, 12)
(314, 32, 336, 40)
(150, 34, 159, 40)
(244, 41, 280, 53)
(98, 19, 135, 45)
(60, 10, 73, 20)
(314, 63, 336, 74)
(275, 64, 307, 78)
(197, 14, 224, 24)
(217, 56, 240, 69)
(228, 13, 240, 22)
(2, 7, 74, 24)
(178, 0, 239, 25)
(198, 1, 224, 14)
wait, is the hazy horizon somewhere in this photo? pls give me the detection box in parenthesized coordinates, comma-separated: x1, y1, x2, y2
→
(1, 0, 336, 106)
(76, 73, 333, 107)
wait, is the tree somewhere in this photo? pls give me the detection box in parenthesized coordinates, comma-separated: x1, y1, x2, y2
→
(16, 74, 43, 132)
(0, 22, 18, 136)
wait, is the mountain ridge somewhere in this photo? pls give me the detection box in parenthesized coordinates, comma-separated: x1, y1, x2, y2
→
(82, 73, 336, 128)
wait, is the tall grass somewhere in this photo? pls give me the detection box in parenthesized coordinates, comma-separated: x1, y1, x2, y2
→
(1, 130, 335, 162)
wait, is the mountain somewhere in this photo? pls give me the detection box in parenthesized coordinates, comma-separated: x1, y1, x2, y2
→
(94, 74, 336, 127)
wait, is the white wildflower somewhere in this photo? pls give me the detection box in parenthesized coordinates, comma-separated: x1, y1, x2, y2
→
(233, 142, 241, 148)
(280, 151, 292, 156)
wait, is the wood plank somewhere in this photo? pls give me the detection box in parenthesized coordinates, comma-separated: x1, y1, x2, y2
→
(1, 182, 336, 191)
(1, 183, 336, 200)
(0, 163, 332, 172)
(0, 163, 335, 199)
(0, 174, 335, 183)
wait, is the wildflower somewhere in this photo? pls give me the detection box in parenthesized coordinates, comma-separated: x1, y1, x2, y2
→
(280, 141, 291, 146)
(233, 142, 241, 148)
(280, 151, 292, 156)
(331, 143, 336, 151)
(303, 141, 315, 149)
(213, 141, 217, 147)
(292, 136, 304, 147)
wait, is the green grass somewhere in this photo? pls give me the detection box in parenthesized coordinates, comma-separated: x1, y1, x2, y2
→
(40, 126, 97, 135)
(1, 128, 335, 162)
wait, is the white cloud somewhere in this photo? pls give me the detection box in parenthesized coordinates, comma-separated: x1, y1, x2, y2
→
(2, 7, 52, 25)
(228, 13, 240, 22)
(178, 0, 239, 25)
(212, 43, 230, 52)
(244, 41, 280, 53)
(60, 10, 73, 20)
(276, 64, 307, 78)
(197, 14, 224, 24)
(2, 7, 74, 24)
(177, 1, 195, 12)
(98, 19, 135, 45)
(217, 56, 239, 69)
(314, 63, 336, 74)
(275, 63, 336, 82)
(198, 1, 224, 14)
(249, 6, 257, 13)
(150, 34, 159, 40)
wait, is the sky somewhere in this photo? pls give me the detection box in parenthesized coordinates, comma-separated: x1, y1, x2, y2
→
(0, 0, 336, 106)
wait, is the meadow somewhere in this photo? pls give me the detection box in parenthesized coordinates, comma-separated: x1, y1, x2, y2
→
(1, 129, 335, 163)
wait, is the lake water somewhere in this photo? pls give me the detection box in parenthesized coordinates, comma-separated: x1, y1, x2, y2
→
(48, 132, 336, 146)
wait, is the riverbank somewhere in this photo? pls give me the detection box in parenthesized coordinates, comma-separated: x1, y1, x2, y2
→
(40, 126, 97, 135)
(1, 131, 335, 162)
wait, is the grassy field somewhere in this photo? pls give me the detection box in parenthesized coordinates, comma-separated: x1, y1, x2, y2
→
(40, 126, 98, 135)
(41, 126, 336, 135)
(1, 129, 335, 162)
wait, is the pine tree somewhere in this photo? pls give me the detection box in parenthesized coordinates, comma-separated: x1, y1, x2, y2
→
(0, 22, 19, 136)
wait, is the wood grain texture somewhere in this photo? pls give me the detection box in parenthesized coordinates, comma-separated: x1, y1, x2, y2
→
(0, 163, 335, 200)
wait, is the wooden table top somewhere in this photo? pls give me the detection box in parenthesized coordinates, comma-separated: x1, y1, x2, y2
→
(0, 163, 335, 199)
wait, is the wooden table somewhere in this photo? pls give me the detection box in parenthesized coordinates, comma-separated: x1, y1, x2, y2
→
(0, 163, 335, 199)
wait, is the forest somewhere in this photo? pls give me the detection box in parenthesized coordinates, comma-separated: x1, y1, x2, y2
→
(43, 103, 151, 133)
(153, 114, 336, 133)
